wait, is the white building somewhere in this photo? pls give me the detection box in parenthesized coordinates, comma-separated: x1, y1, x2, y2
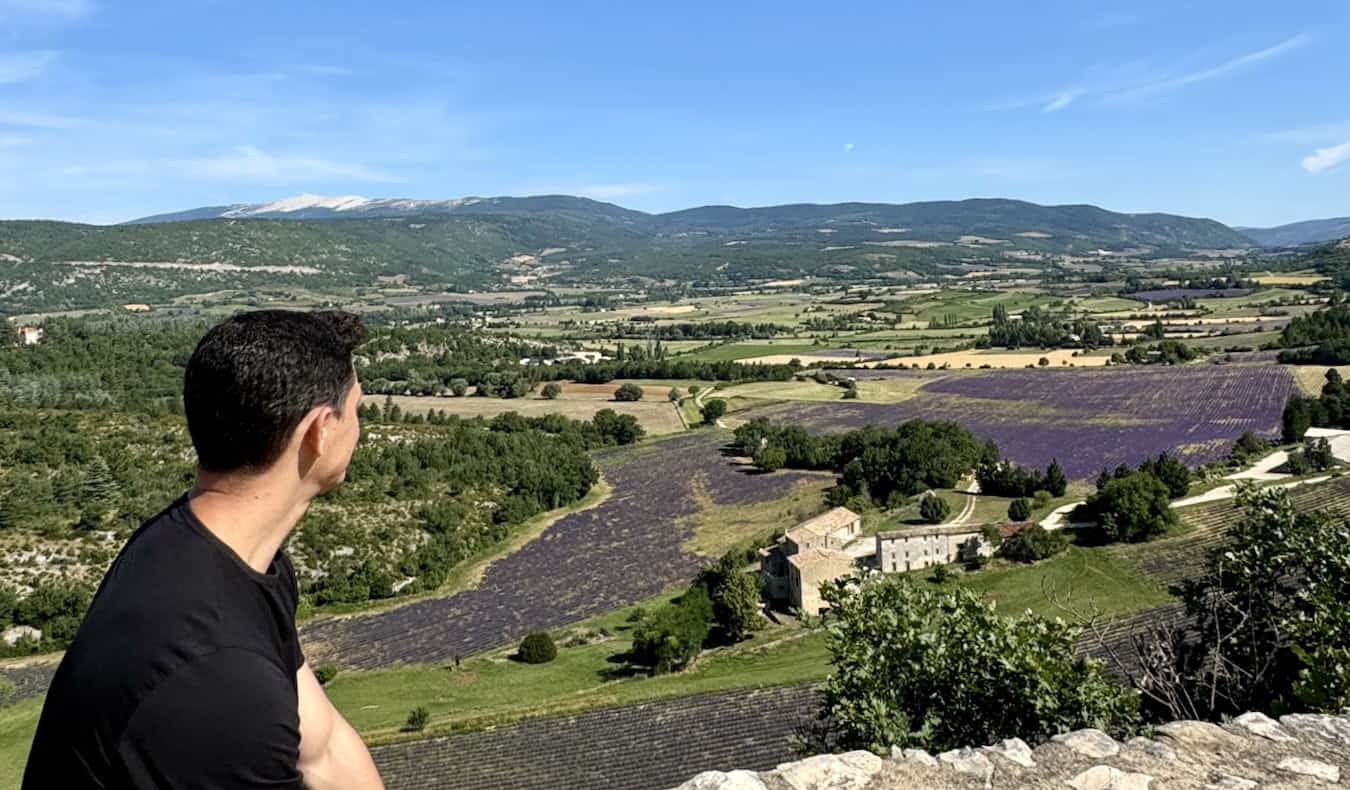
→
(875, 524, 994, 574)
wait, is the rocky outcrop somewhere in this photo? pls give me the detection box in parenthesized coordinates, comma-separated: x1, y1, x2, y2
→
(673, 711, 1350, 789)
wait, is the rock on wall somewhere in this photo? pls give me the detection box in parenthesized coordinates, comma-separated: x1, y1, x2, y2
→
(674, 711, 1350, 789)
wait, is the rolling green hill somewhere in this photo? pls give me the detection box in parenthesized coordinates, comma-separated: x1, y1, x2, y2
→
(0, 196, 1257, 314)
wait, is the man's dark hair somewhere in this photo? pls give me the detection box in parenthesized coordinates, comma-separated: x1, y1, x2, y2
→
(184, 310, 368, 473)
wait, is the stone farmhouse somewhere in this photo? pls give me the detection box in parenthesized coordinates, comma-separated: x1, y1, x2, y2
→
(760, 507, 862, 611)
(875, 523, 995, 574)
(760, 506, 1010, 615)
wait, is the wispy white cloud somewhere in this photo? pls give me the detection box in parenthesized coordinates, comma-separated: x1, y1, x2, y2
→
(0, 51, 58, 84)
(1042, 92, 1077, 113)
(1104, 33, 1310, 103)
(1302, 140, 1350, 174)
(0, 0, 92, 20)
(842, 142, 855, 154)
(178, 146, 402, 183)
(1001, 33, 1309, 115)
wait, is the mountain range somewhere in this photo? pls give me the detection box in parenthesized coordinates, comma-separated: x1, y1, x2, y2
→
(1237, 217, 1350, 247)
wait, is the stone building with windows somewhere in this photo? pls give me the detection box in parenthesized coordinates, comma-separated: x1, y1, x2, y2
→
(875, 524, 995, 574)
(760, 507, 861, 604)
(786, 547, 855, 615)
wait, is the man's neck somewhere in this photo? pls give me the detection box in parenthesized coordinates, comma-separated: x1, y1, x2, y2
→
(187, 472, 312, 574)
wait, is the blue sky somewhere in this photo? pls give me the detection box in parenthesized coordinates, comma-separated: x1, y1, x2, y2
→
(1, 0, 1347, 226)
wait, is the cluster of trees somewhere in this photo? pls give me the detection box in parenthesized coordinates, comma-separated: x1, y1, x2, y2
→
(976, 458, 1068, 498)
(733, 418, 998, 509)
(1084, 454, 1190, 542)
(310, 411, 624, 605)
(1113, 487, 1350, 719)
(612, 320, 790, 339)
(627, 550, 763, 674)
(1283, 368, 1350, 440)
(1277, 301, 1350, 365)
(1119, 339, 1198, 365)
(0, 580, 93, 658)
(983, 304, 1108, 350)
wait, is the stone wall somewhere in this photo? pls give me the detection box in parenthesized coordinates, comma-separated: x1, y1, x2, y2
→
(674, 711, 1350, 789)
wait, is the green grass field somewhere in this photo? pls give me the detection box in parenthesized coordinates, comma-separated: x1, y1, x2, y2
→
(0, 696, 42, 787)
(958, 545, 1170, 620)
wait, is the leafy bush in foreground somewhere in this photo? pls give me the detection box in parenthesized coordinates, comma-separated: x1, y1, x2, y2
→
(816, 574, 1138, 753)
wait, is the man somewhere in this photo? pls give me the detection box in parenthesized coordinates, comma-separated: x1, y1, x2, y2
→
(24, 310, 385, 789)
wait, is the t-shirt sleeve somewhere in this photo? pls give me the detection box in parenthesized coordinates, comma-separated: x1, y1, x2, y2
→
(276, 551, 307, 672)
(118, 648, 303, 789)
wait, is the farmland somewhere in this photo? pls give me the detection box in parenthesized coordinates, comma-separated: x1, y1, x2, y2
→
(298, 432, 826, 669)
(366, 387, 687, 436)
(731, 363, 1296, 478)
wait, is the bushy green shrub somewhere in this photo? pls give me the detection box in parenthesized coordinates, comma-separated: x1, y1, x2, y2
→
(541, 382, 563, 400)
(613, 383, 644, 401)
(1008, 497, 1032, 521)
(918, 494, 950, 524)
(518, 631, 558, 664)
(1000, 524, 1068, 563)
(403, 706, 430, 732)
(817, 573, 1138, 753)
(313, 665, 339, 685)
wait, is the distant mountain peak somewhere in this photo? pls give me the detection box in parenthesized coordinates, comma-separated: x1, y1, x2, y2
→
(227, 193, 374, 216)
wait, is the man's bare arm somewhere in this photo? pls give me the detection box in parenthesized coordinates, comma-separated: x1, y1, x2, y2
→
(296, 661, 385, 790)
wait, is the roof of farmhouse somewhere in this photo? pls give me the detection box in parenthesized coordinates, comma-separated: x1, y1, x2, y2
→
(877, 523, 987, 540)
(785, 507, 859, 542)
(787, 546, 853, 570)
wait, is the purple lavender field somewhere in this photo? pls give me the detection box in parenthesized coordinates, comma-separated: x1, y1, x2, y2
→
(1128, 288, 1253, 301)
(300, 433, 823, 669)
(743, 364, 1296, 479)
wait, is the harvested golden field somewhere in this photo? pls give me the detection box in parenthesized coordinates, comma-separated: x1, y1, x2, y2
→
(741, 352, 871, 365)
(1252, 272, 1328, 285)
(363, 393, 687, 435)
(1290, 365, 1350, 396)
(859, 348, 1109, 369)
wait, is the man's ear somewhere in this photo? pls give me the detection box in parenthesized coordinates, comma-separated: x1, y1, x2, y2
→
(299, 406, 336, 458)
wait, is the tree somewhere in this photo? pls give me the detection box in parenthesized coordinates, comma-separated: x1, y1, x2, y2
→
(449, 378, 469, 397)
(630, 586, 713, 674)
(593, 408, 644, 445)
(1043, 459, 1068, 497)
(541, 382, 562, 400)
(815, 574, 1138, 753)
(313, 665, 339, 685)
(1007, 497, 1032, 522)
(1283, 396, 1314, 443)
(1000, 524, 1067, 563)
(1038, 356, 1050, 367)
(614, 383, 644, 402)
(700, 398, 727, 424)
(1088, 472, 1177, 543)
(753, 445, 786, 472)
(668, 387, 681, 402)
(709, 569, 762, 642)
(918, 494, 950, 524)
(403, 706, 430, 732)
(1108, 486, 1350, 720)
(518, 631, 558, 664)
(1139, 453, 1191, 499)
(1304, 436, 1335, 471)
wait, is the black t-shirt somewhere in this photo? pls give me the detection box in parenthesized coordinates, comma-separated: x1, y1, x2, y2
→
(23, 495, 307, 789)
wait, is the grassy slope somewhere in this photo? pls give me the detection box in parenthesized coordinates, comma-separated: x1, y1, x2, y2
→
(0, 696, 42, 788)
